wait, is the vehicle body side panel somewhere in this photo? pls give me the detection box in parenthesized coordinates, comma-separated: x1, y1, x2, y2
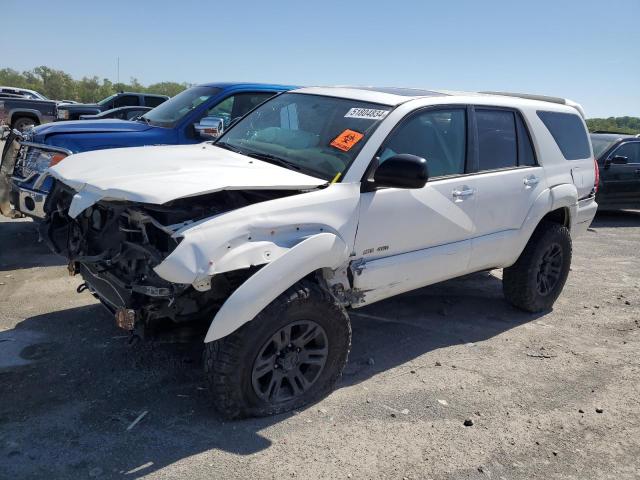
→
(350, 238, 472, 306)
(154, 183, 361, 285)
(204, 232, 349, 342)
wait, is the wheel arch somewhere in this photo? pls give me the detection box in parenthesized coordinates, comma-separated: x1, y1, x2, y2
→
(503, 184, 576, 267)
(204, 232, 349, 343)
(540, 206, 570, 229)
(9, 109, 41, 126)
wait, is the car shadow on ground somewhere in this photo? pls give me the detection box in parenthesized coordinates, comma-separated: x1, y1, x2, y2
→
(591, 209, 640, 228)
(0, 269, 545, 478)
(0, 217, 66, 271)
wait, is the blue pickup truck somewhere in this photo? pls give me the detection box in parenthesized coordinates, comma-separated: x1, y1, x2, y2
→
(0, 82, 294, 218)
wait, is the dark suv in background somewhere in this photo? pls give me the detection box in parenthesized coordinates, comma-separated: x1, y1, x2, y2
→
(590, 132, 640, 210)
(56, 92, 168, 121)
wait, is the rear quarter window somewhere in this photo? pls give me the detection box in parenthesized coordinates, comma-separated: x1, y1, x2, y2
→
(145, 96, 167, 108)
(537, 111, 591, 160)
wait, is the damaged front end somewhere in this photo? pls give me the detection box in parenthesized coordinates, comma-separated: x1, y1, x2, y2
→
(45, 181, 295, 336)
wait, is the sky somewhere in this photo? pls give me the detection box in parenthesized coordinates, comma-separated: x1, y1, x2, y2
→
(1, 0, 638, 118)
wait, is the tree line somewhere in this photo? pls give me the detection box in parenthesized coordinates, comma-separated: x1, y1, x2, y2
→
(2, 66, 639, 133)
(0, 66, 189, 103)
(586, 116, 640, 135)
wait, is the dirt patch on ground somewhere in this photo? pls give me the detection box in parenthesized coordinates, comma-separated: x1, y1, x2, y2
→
(0, 212, 639, 479)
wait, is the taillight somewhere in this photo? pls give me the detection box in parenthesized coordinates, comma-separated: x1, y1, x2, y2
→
(593, 158, 600, 194)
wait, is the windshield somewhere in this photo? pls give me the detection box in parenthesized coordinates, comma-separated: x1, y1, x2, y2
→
(141, 86, 222, 128)
(97, 93, 118, 106)
(216, 93, 391, 181)
(590, 135, 618, 158)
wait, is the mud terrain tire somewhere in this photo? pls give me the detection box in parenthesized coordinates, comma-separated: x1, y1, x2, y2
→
(503, 221, 572, 312)
(204, 279, 351, 419)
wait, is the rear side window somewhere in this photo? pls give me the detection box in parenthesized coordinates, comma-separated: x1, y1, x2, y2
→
(476, 109, 518, 170)
(114, 95, 139, 107)
(537, 111, 591, 160)
(145, 96, 166, 108)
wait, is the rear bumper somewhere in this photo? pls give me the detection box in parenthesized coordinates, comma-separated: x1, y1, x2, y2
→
(572, 196, 598, 236)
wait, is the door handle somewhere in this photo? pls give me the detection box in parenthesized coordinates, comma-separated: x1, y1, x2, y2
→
(452, 187, 474, 199)
(523, 175, 540, 187)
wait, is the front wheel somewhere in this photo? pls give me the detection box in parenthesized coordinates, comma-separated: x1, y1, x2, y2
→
(503, 221, 572, 312)
(204, 280, 351, 418)
(12, 117, 37, 131)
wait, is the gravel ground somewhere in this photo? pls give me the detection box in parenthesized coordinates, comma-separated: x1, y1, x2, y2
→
(0, 209, 639, 480)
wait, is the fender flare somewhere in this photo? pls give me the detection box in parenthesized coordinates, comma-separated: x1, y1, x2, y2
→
(8, 108, 42, 124)
(549, 183, 578, 216)
(204, 232, 349, 343)
(502, 183, 578, 267)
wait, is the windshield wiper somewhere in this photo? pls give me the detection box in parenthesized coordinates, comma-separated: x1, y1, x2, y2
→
(137, 116, 150, 125)
(243, 151, 302, 171)
(214, 141, 245, 154)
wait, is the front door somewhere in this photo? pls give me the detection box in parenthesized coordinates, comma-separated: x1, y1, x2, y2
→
(353, 107, 477, 304)
(599, 141, 640, 207)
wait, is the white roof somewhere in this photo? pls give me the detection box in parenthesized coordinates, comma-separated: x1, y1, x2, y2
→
(291, 86, 585, 117)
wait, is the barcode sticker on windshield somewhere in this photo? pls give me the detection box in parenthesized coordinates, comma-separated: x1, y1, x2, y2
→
(344, 108, 390, 120)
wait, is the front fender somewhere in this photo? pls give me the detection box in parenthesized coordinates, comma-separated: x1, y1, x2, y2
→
(204, 232, 348, 342)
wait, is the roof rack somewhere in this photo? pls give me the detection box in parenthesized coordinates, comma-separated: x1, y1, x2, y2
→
(480, 91, 586, 118)
(481, 91, 566, 105)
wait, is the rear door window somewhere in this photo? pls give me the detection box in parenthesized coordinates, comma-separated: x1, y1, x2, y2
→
(144, 96, 166, 108)
(476, 109, 518, 170)
(113, 95, 139, 108)
(537, 111, 591, 160)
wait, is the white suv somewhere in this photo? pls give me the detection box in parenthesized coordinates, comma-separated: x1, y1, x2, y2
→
(44, 87, 598, 418)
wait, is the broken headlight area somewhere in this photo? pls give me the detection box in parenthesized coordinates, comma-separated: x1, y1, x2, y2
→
(44, 181, 294, 332)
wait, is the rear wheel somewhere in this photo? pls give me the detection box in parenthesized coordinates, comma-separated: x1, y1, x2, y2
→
(12, 116, 37, 131)
(503, 221, 572, 312)
(204, 280, 351, 418)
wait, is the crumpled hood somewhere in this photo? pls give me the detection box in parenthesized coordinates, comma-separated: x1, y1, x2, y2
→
(48, 143, 327, 218)
(32, 119, 152, 138)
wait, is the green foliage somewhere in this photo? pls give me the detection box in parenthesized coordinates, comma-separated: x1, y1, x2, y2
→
(0, 66, 190, 102)
(586, 117, 640, 134)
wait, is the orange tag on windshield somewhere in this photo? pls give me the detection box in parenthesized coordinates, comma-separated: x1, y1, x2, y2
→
(330, 129, 364, 152)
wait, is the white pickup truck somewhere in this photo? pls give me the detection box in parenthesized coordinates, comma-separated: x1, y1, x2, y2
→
(44, 87, 598, 418)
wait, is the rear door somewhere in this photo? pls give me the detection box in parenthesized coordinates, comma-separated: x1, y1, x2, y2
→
(469, 107, 546, 270)
(600, 141, 640, 205)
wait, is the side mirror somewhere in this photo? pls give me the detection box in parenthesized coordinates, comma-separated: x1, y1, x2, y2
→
(194, 116, 224, 139)
(604, 155, 628, 169)
(373, 154, 429, 189)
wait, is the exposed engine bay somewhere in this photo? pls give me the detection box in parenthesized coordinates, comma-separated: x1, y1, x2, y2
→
(45, 180, 300, 334)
